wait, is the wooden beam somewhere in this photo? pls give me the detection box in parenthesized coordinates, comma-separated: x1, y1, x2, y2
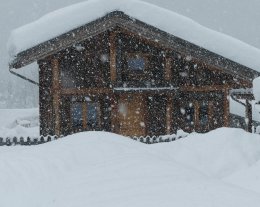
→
(110, 94, 118, 133)
(52, 58, 61, 137)
(194, 101, 200, 131)
(165, 56, 172, 81)
(61, 88, 113, 95)
(110, 31, 117, 83)
(223, 89, 230, 127)
(82, 102, 87, 130)
(166, 96, 173, 134)
(208, 101, 214, 129)
(180, 85, 231, 92)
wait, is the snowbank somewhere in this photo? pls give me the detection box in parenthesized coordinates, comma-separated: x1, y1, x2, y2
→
(8, 0, 260, 72)
(224, 158, 260, 195)
(0, 108, 39, 138)
(152, 128, 260, 178)
(1, 129, 260, 206)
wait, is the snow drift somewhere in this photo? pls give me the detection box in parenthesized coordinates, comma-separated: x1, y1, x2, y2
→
(1, 128, 260, 207)
(8, 0, 260, 72)
(0, 108, 39, 138)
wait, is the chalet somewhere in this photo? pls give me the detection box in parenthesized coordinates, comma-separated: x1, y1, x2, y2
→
(8, 0, 260, 137)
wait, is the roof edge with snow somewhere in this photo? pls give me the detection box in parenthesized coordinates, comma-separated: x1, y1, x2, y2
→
(8, 1, 260, 81)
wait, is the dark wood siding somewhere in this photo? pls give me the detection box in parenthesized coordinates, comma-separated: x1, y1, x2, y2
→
(37, 27, 251, 137)
(147, 95, 167, 136)
(38, 58, 55, 136)
(59, 32, 110, 89)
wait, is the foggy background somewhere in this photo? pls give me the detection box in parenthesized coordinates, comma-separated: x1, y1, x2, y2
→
(1, 0, 260, 108)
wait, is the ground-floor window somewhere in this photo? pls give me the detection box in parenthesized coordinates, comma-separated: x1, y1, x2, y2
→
(199, 101, 209, 126)
(176, 93, 224, 133)
(71, 102, 83, 129)
(71, 97, 100, 132)
(86, 102, 100, 129)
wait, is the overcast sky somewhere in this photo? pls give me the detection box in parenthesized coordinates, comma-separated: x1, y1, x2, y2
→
(0, 0, 260, 107)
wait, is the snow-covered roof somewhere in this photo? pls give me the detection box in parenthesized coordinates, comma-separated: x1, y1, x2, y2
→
(7, 0, 260, 73)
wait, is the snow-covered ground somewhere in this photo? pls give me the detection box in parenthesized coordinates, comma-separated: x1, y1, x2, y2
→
(0, 109, 260, 206)
(0, 108, 39, 138)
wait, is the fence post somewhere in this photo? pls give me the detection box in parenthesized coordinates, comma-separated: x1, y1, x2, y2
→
(6, 137, 11, 146)
(13, 137, 17, 145)
(20, 137, 24, 145)
(47, 135, 51, 142)
(27, 137, 31, 145)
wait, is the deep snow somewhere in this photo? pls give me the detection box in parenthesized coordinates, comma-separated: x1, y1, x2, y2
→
(0, 113, 260, 207)
(0, 108, 39, 138)
(8, 0, 260, 72)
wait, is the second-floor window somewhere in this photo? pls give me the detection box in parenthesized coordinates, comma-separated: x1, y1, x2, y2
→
(127, 54, 146, 71)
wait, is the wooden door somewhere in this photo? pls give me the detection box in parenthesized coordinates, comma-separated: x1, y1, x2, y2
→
(117, 94, 146, 136)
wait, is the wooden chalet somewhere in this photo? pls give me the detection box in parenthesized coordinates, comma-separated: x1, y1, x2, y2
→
(9, 10, 260, 137)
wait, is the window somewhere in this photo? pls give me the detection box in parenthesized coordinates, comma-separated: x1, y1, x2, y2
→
(180, 103, 195, 126)
(185, 104, 195, 126)
(71, 102, 83, 128)
(86, 102, 99, 129)
(71, 98, 100, 131)
(127, 55, 146, 71)
(199, 101, 209, 126)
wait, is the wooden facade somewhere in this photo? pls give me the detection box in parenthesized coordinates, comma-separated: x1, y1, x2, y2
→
(11, 11, 259, 137)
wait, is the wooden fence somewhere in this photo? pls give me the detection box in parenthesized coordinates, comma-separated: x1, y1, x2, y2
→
(0, 132, 188, 146)
(131, 134, 187, 144)
(0, 135, 60, 146)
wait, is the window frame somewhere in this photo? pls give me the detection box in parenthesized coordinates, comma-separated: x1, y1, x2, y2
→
(70, 97, 101, 132)
(126, 53, 149, 72)
(126, 53, 148, 71)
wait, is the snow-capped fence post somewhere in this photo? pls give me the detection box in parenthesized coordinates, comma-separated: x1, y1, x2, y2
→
(13, 137, 18, 145)
(33, 138, 38, 145)
(47, 135, 52, 142)
(39, 136, 45, 144)
(153, 136, 157, 143)
(0, 137, 3, 146)
(26, 137, 31, 145)
(20, 137, 24, 145)
(146, 136, 150, 144)
(6, 137, 11, 146)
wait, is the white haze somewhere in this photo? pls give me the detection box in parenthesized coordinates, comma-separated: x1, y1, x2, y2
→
(0, 0, 260, 108)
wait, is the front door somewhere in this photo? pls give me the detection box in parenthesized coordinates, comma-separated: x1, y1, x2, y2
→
(117, 94, 146, 136)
